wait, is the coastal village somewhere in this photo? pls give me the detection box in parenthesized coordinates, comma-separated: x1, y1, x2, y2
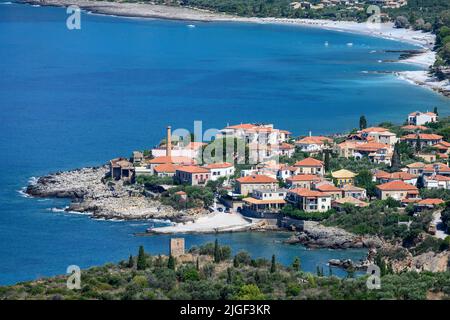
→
(104, 109, 450, 239)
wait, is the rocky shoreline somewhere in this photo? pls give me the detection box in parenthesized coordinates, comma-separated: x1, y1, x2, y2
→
(284, 221, 384, 249)
(26, 166, 207, 221)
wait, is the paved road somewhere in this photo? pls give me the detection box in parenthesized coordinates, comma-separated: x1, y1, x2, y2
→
(432, 210, 448, 240)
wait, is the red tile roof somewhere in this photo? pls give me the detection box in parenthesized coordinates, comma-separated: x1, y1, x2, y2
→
(316, 184, 341, 192)
(296, 136, 332, 145)
(401, 133, 443, 141)
(389, 172, 417, 180)
(376, 180, 418, 191)
(236, 174, 277, 184)
(176, 166, 210, 174)
(430, 174, 450, 181)
(417, 198, 445, 205)
(401, 125, 428, 131)
(374, 170, 391, 179)
(406, 162, 425, 169)
(203, 162, 234, 169)
(289, 188, 329, 197)
(294, 157, 324, 167)
(277, 143, 295, 150)
(423, 163, 450, 173)
(354, 142, 389, 152)
(360, 127, 390, 133)
(154, 163, 179, 173)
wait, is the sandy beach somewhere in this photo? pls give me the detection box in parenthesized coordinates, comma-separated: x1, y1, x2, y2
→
(148, 211, 253, 234)
(23, 0, 448, 96)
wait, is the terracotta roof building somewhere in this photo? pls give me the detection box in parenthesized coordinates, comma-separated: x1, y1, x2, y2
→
(175, 166, 210, 186)
(376, 180, 419, 200)
(286, 174, 322, 189)
(286, 188, 331, 212)
(235, 174, 278, 196)
(293, 157, 325, 175)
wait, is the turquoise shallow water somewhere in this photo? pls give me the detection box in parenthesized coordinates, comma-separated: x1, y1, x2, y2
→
(0, 2, 448, 285)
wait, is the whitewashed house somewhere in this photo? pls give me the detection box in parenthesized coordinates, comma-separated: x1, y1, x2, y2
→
(203, 162, 235, 181)
(407, 111, 438, 126)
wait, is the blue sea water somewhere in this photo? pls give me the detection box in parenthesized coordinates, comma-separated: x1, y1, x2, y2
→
(0, 2, 449, 285)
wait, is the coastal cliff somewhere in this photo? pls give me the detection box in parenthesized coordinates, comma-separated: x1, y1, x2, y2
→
(26, 166, 206, 220)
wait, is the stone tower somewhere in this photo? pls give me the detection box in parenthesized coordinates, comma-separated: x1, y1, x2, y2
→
(170, 238, 185, 256)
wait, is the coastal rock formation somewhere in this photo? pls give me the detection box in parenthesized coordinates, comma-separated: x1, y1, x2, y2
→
(285, 221, 383, 249)
(26, 166, 206, 220)
(389, 250, 449, 273)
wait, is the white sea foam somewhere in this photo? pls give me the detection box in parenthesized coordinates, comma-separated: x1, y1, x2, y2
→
(48, 207, 68, 213)
(17, 188, 31, 198)
(0, 2, 13, 5)
(66, 210, 93, 216)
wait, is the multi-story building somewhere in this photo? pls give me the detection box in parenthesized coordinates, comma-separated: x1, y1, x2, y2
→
(331, 169, 356, 187)
(203, 162, 235, 181)
(376, 180, 420, 200)
(286, 174, 322, 189)
(400, 133, 443, 148)
(295, 136, 333, 154)
(293, 157, 325, 176)
(235, 174, 278, 196)
(407, 111, 438, 126)
(242, 189, 287, 217)
(175, 166, 210, 186)
(286, 188, 332, 212)
(218, 123, 291, 146)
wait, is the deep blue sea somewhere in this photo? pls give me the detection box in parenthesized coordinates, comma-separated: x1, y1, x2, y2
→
(0, 2, 449, 285)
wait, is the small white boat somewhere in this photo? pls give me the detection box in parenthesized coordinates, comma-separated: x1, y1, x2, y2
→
(346, 42, 353, 47)
(187, 24, 196, 28)
(324, 41, 329, 47)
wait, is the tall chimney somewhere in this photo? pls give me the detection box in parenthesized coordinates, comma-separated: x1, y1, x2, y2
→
(166, 126, 172, 158)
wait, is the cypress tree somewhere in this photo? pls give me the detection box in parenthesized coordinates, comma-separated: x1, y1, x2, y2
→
(359, 115, 367, 130)
(167, 254, 176, 270)
(233, 255, 239, 268)
(196, 257, 200, 271)
(416, 175, 425, 189)
(391, 142, 401, 171)
(292, 257, 301, 272)
(226, 267, 232, 284)
(128, 254, 134, 268)
(415, 135, 422, 153)
(270, 255, 276, 273)
(137, 245, 146, 270)
(433, 106, 438, 116)
(324, 151, 330, 173)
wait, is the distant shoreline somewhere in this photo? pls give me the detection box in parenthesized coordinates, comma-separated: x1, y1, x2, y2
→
(19, 0, 449, 96)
